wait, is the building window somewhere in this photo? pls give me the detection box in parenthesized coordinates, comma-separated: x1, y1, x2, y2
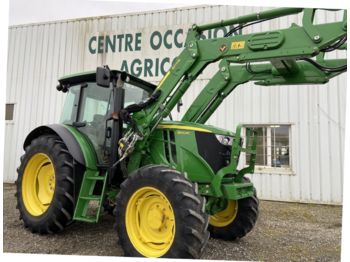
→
(5, 104, 14, 121)
(244, 124, 291, 172)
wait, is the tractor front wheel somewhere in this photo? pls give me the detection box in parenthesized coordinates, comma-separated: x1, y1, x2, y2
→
(208, 179, 259, 240)
(115, 165, 209, 258)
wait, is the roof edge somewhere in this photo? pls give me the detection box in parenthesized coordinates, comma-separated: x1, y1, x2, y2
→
(9, 4, 215, 29)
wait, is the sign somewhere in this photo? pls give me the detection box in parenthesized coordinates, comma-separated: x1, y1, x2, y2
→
(85, 25, 241, 81)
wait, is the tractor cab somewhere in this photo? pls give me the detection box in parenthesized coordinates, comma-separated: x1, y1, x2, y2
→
(57, 70, 156, 164)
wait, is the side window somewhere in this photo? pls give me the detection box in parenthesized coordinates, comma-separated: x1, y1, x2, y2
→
(244, 124, 292, 173)
(80, 97, 109, 122)
(77, 83, 112, 123)
(60, 85, 80, 124)
(76, 83, 112, 164)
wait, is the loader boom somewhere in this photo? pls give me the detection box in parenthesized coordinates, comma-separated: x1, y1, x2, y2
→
(183, 58, 346, 123)
(124, 7, 346, 163)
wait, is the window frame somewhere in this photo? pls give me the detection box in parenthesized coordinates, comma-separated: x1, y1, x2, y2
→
(5, 102, 16, 124)
(242, 123, 294, 175)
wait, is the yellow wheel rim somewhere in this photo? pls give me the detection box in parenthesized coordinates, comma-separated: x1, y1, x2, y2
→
(22, 153, 55, 216)
(209, 200, 238, 227)
(125, 186, 176, 258)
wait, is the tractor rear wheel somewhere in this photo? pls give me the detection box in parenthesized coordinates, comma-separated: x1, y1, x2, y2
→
(16, 134, 76, 233)
(208, 178, 259, 240)
(115, 165, 210, 258)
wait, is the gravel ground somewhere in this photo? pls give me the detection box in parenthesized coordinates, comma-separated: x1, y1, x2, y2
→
(3, 183, 342, 261)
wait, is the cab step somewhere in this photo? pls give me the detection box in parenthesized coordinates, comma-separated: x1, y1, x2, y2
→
(73, 170, 108, 223)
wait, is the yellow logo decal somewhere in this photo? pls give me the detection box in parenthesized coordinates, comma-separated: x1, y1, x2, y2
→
(231, 41, 245, 50)
(176, 131, 191, 135)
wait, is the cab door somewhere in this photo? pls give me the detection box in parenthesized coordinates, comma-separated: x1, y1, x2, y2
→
(60, 82, 113, 164)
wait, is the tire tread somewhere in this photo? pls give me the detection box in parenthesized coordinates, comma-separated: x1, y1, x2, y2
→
(15, 134, 78, 234)
(115, 164, 209, 259)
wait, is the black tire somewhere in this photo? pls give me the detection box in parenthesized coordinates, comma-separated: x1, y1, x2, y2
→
(115, 165, 210, 258)
(208, 178, 259, 240)
(16, 134, 76, 234)
(103, 201, 116, 216)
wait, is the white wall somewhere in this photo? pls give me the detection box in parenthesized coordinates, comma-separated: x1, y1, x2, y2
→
(4, 5, 346, 204)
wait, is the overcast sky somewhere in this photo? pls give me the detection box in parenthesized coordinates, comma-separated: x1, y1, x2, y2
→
(9, 0, 196, 25)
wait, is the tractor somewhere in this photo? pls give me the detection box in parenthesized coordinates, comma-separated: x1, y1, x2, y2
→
(15, 7, 346, 258)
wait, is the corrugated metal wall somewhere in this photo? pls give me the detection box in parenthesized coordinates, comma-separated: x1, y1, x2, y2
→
(4, 5, 346, 204)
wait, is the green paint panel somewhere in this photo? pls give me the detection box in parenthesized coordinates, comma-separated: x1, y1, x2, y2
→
(221, 182, 255, 200)
(146, 126, 215, 183)
(64, 125, 98, 170)
(143, 122, 257, 199)
(63, 125, 107, 223)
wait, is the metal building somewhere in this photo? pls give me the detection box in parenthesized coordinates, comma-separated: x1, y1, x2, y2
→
(4, 5, 346, 204)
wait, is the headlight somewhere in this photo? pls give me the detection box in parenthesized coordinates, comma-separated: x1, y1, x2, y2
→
(215, 134, 233, 146)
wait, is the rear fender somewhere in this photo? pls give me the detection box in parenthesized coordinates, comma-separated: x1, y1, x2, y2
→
(23, 124, 88, 167)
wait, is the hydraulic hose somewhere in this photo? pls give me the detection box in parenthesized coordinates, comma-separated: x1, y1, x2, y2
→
(300, 58, 347, 73)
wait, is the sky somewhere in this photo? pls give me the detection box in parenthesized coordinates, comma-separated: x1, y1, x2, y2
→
(9, 0, 195, 25)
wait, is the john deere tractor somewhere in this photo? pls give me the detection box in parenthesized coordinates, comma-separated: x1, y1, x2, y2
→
(16, 7, 346, 258)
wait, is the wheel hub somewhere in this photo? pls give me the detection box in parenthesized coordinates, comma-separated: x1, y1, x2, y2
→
(209, 200, 238, 227)
(22, 153, 55, 216)
(147, 205, 165, 230)
(126, 187, 175, 257)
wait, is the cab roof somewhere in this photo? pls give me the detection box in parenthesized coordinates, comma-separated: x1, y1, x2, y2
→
(58, 70, 156, 93)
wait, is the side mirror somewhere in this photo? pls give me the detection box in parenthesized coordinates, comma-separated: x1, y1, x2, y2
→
(96, 66, 110, 87)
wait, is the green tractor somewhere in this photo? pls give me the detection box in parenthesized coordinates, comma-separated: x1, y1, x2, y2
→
(15, 7, 346, 258)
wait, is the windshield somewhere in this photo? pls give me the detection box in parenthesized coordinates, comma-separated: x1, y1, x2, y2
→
(124, 82, 149, 107)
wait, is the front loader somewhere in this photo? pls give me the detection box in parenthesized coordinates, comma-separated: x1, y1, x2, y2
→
(15, 7, 346, 258)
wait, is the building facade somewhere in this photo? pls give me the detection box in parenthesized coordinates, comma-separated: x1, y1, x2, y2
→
(4, 5, 346, 204)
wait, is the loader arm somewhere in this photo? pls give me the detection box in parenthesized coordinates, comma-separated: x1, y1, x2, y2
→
(123, 7, 346, 166)
(183, 58, 346, 124)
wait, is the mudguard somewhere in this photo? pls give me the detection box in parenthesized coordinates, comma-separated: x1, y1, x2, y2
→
(23, 124, 85, 166)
